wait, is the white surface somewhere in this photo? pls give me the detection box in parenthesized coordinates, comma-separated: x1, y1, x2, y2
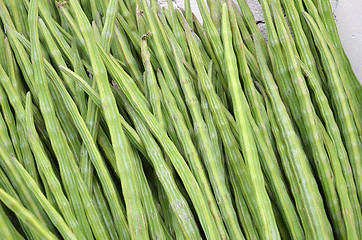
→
(335, 0, 362, 83)
(169, 0, 362, 83)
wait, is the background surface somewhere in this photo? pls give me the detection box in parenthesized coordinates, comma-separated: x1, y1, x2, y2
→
(165, 0, 362, 82)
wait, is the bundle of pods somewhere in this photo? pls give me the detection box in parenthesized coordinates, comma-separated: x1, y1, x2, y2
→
(0, 0, 360, 239)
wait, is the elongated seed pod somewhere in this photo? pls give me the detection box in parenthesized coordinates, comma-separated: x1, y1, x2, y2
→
(59, 65, 146, 154)
(38, 18, 86, 116)
(0, 202, 24, 240)
(172, 33, 243, 238)
(201, 59, 261, 239)
(91, 178, 119, 240)
(191, 13, 225, 86)
(141, 37, 166, 130)
(157, 67, 230, 239)
(118, 92, 172, 240)
(0, 164, 35, 239)
(99, 41, 220, 240)
(114, 26, 144, 92)
(317, 118, 359, 239)
(303, 11, 362, 208)
(139, 0, 193, 130)
(24, 93, 98, 239)
(69, 0, 148, 239)
(122, 95, 201, 238)
(272, 5, 346, 238)
(0, 146, 77, 240)
(316, 0, 362, 101)
(0, 84, 22, 163)
(259, 0, 306, 131)
(0, 188, 57, 240)
(222, 4, 280, 239)
(45, 65, 145, 240)
(195, 0, 224, 68)
(0, 116, 40, 240)
(297, 57, 362, 237)
(235, 0, 269, 62)
(3, 22, 83, 164)
(254, 33, 333, 239)
(29, 1, 105, 239)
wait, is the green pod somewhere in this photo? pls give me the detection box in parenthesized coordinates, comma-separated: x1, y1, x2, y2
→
(141, 37, 166, 131)
(69, 0, 147, 238)
(99, 41, 220, 240)
(195, 0, 224, 68)
(25, 93, 87, 239)
(222, 4, 279, 239)
(0, 146, 77, 240)
(29, 1, 98, 239)
(0, 188, 57, 240)
(124, 96, 201, 239)
(297, 58, 362, 238)
(0, 202, 24, 240)
(101, 0, 118, 52)
(272, 5, 345, 238)
(304, 10, 362, 230)
(139, 0, 192, 130)
(4, 23, 82, 164)
(92, 178, 119, 240)
(183, 11, 245, 239)
(0, 85, 21, 161)
(316, 0, 362, 101)
(158, 67, 229, 239)
(254, 32, 333, 239)
(59, 65, 146, 154)
(318, 118, 359, 239)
